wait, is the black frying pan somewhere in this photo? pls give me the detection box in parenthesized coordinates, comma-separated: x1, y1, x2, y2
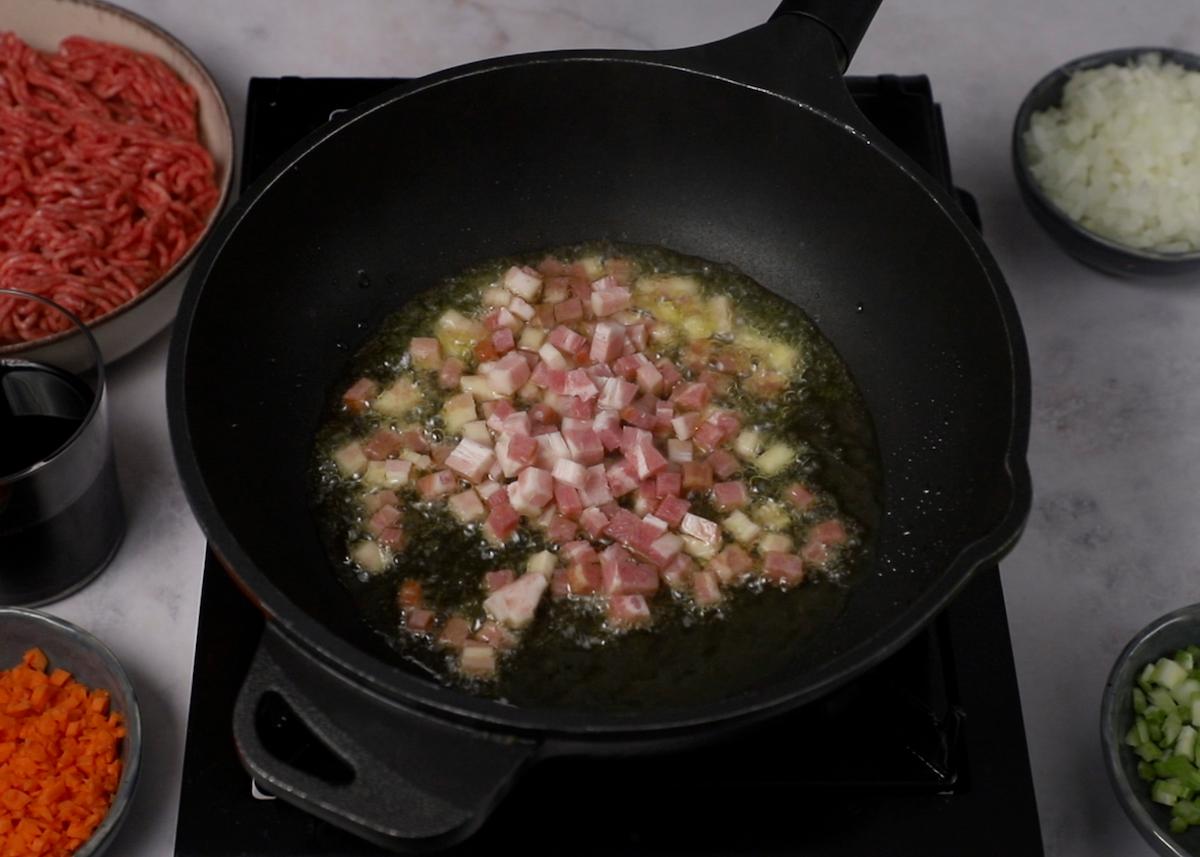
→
(167, 1, 1031, 850)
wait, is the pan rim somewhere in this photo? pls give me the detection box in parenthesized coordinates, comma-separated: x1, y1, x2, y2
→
(168, 50, 1032, 737)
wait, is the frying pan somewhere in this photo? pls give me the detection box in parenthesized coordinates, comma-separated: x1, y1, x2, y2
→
(167, 0, 1031, 850)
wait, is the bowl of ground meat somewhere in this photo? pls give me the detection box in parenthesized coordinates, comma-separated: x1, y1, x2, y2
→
(0, 0, 234, 364)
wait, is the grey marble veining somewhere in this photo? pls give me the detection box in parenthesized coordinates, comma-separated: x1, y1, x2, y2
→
(25, 2, 1200, 854)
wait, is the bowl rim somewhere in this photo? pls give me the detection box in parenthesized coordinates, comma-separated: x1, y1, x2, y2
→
(1100, 602, 1200, 857)
(0, 606, 143, 855)
(0, 0, 235, 357)
(1012, 45, 1200, 266)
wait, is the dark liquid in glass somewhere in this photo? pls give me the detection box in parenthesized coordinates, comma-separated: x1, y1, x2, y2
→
(0, 360, 124, 606)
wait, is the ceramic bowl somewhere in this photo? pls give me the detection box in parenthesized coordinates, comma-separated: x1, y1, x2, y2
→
(1102, 603, 1200, 857)
(1012, 47, 1200, 277)
(0, 0, 234, 364)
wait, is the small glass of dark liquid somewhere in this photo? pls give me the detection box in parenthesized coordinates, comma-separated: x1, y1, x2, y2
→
(0, 289, 125, 606)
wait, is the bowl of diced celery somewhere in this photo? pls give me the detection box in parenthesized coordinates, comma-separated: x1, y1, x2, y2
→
(1103, 604, 1200, 857)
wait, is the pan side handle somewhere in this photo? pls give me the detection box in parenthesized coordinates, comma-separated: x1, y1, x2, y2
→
(232, 625, 537, 851)
(771, 0, 882, 70)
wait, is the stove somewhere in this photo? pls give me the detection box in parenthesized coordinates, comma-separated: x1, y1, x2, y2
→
(174, 75, 1042, 856)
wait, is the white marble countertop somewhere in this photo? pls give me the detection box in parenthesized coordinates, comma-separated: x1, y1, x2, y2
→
(30, 1, 1200, 854)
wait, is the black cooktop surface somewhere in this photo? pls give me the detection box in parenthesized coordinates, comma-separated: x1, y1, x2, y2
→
(174, 74, 1041, 857)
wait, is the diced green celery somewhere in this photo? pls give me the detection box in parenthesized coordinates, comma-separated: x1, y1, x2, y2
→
(1140, 761, 1159, 781)
(1158, 755, 1195, 779)
(1155, 658, 1190, 690)
(1179, 726, 1198, 760)
(1141, 662, 1158, 692)
(1193, 698, 1200, 729)
(1177, 651, 1197, 672)
(1128, 726, 1144, 748)
(1151, 688, 1177, 712)
(1155, 778, 1185, 805)
(1171, 817, 1189, 834)
(1150, 721, 1165, 744)
(1146, 706, 1167, 727)
(1139, 742, 1165, 762)
(1174, 798, 1200, 825)
(1166, 713, 1185, 746)
(1188, 645, 1200, 660)
(1173, 678, 1200, 707)
(1134, 687, 1149, 714)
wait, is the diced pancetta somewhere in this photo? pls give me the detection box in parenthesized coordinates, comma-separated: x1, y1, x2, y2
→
(508, 466, 555, 515)
(661, 553, 697, 591)
(503, 265, 544, 301)
(655, 471, 682, 499)
(448, 489, 486, 523)
(666, 439, 693, 463)
(333, 441, 368, 477)
(483, 353, 532, 396)
(785, 483, 816, 511)
(601, 557, 659, 596)
(671, 382, 711, 411)
(534, 431, 571, 470)
(607, 594, 652, 629)
(712, 480, 751, 511)
(438, 357, 464, 390)
(554, 296, 585, 322)
(417, 469, 458, 500)
(342, 378, 378, 413)
(552, 458, 588, 490)
(707, 449, 741, 480)
(483, 571, 548, 629)
(445, 438, 496, 483)
(646, 533, 683, 568)
(590, 283, 632, 317)
(580, 464, 615, 506)
(563, 368, 599, 401)
(579, 506, 610, 539)
(486, 503, 521, 541)
(692, 571, 723, 606)
(597, 377, 638, 411)
(654, 494, 690, 528)
(589, 320, 626, 364)
(681, 460, 714, 491)
(763, 552, 805, 586)
(681, 513, 721, 546)
(548, 325, 587, 355)
(593, 409, 624, 450)
(606, 461, 641, 497)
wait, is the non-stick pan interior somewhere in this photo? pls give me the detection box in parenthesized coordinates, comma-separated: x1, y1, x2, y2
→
(175, 58, 1025, 729)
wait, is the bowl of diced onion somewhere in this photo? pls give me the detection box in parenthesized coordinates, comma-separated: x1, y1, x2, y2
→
(1013, 47, 1200, 277)
(1102, 603, 1200, 857)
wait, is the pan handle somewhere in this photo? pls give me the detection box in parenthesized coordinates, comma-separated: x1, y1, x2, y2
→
(770, 0, 882, 70)
(232, 625, 538, 851)
(663, 1, 881, 119)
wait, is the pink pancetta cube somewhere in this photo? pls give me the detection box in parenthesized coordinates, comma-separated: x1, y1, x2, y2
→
(550, 568, 570, 599)
(508, 434, 539, 466)
(567, 562, 602, 595)
(445, 438, 496, 483)
(366, 504, 402, 536)
(681, 461, 714, 491)
(605, 509, 644, 547)
(590, 320, 626, 364)
(508, 296, 536, 322)
(681, 513, 721, 546)
(483, 571, 548, 629)
(363, 429, 404, 461)
(691, 421, 725, 453)
(612, 354, 641, 380)
(626, 323, 648, 351)
(554, 482, 584, 519)
(475, 621, 517, 650)
(548, 325, 587, 355)
(655, 494, 690, 528)
(485, 569, 516, 592)
(554, 296, 584, 323)
(785, 483, 816, 511)
(404, 608, 437, 634)
(661, 553, 697, 590)
(607, 594, 652, 629)
(671, 382, 711, 412)
(590, 283, 632, 317)
(439, 357, 464, 390)
(593, 409, 623, 451)
(763, 552, 805, 586)
(535, 431, 571, 470)
(509, 466, 555, 515)
(597, 377, 638, 411)
(537, 341, 569, 372)
(485, 503, 521, 541)
(448, 489, 486, 523)
(563, 425, 604, 465)
(484, 353, 532, 396)
(553, 458, 588, 490)
(560, 540, 598, 565)
(580, 464, 615, 506)
(343, 377, 379, 413)
(564, 397, 595, 420)
(712, 480, 751, 512)
(417, 470, 458, 500)
(563, 368, 599, 401)
(707, 449, 741, 480)
(666, 439, 693, 463)
(546, 514, 577, 543)
(503, 265, 544, 301)
(692, 570, 723, 606)
(579, 506, 610, 539)
(606, 461, 641, 498)
(672, 412, 700, 440)
(655, 471, 683, 499)
(602, 557, 659, 596)
(628, 437, 669, 481)
(635, 359, 663, 395)
(408, 337, 442, 370)
(656, 359, 682, 393)
(647, 532, 684, 568)
(491, 328, 515, 355)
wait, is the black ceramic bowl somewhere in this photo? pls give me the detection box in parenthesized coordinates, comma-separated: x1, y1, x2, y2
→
(0, 608, 141, 857)
(1102, 604, 1200, 857)
(1013, 47, 1200, 277)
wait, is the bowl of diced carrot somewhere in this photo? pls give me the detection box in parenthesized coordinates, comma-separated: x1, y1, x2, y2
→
(0, 608, 141, 857)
